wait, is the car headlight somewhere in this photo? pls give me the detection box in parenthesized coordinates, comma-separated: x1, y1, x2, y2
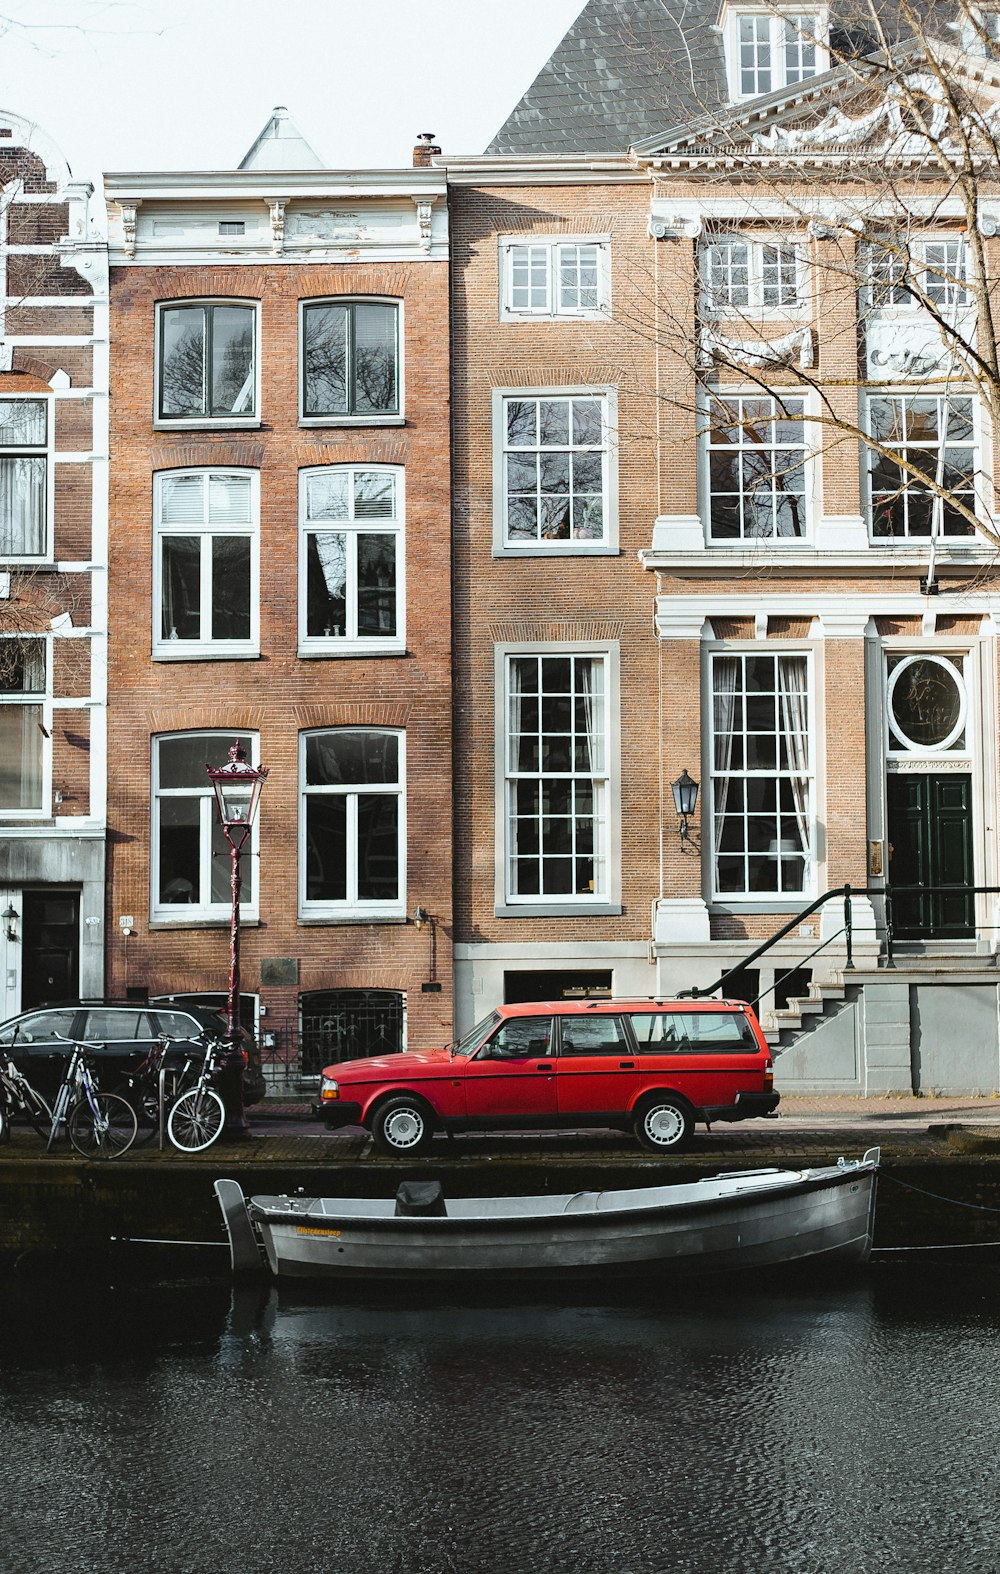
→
(320, 1076, 340, 1102)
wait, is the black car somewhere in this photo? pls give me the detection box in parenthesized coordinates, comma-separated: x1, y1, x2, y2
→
(0, 1000, 266, 1105)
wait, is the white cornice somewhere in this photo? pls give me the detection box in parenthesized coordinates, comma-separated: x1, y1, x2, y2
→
(642, 545, 1000, 576)
(655, 592, 1000, 640)
(104, 170, 448, 200)
(437, 155, 643, 187)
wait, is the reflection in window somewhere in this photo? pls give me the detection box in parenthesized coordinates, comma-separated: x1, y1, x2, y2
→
(301, 729, 404, 915)
(302, 301, 399, 418)
(502, 394, 608, 545)
(301, 467, 400, 646)
(158, 303, 256, 420)
(711, 653, 812, 897)
(868, 394, 976, 538)
(707, 395, 807, 540)
(153, 732, 258, 916)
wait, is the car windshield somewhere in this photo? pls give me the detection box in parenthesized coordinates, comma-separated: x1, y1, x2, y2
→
(450, 1012, 500, 1058)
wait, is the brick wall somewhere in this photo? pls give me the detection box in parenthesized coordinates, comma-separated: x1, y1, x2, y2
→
(106, 256, 454, 1062)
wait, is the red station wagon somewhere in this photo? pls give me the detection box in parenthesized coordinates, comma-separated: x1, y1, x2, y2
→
(315, 998, 779, 1155)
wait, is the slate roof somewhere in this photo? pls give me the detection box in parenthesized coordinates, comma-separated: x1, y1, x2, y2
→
(487, 0, 726, 155)
(486, 0, 937, 157)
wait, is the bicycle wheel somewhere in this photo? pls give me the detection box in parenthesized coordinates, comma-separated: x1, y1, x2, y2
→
(0, 1097, 7, 1143)
(21, 1085, 53, 1140)
(167, 1087, 226, 1152)
(68, 1093, 138, 1160)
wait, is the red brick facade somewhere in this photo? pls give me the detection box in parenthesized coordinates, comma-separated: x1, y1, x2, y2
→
(104, 172, 452, 1083)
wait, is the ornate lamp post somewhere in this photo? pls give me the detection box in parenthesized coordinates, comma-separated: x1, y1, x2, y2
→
(207, 739, 268, 1138)
(671, 769, 699, 843)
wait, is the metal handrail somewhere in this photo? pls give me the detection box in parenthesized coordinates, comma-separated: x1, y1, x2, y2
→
(683, 880, 1000, 1000)
(683, 884, 884, 999)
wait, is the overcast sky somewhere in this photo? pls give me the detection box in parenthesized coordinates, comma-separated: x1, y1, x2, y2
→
(1, 0, 584, 181)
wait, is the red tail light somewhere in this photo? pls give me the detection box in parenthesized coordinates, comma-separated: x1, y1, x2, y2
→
(764, 1058, 774, 1087)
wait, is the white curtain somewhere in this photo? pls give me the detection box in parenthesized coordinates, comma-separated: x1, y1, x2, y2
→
(0, 458, 44, 555)
(712, 657, 739, 855)
(777, 656, 810, 859)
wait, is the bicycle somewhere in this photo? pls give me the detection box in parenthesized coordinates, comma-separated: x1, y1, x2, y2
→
(166, 1035, 228, 1152)
(48, 1037, 139, 1160)
(0, 1051, 53, 1142)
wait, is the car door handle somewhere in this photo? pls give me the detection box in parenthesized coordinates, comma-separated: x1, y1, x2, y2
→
(536, 1063, 553, 1071)
(619, 1061, 635, 1069)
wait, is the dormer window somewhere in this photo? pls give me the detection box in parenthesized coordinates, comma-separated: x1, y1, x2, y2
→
(722, 7, 828, 101)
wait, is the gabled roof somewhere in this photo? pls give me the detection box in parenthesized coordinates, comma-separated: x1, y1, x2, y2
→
(486, 0, 944, 157)
(632, 32, 998, 161)
(486, 0, 727, 155)
(238, 106, 325, 171)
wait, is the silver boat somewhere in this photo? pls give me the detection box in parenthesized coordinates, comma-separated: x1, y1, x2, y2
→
(215, 1148, 879, 1282)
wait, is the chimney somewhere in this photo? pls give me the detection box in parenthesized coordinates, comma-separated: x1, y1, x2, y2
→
(412, 132, 441, 168)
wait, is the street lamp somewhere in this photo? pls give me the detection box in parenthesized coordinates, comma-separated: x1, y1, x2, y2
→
(206, 739, 268, 1138)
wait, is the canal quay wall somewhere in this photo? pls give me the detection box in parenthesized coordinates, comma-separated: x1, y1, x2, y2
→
(3, 1123, 1000, 1262)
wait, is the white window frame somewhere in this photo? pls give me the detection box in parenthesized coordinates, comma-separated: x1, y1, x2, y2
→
(700, 235, 806, 315)
(0, 395, 53, 564)
(494, 643, 622, 916)
(298, 728, 406, 922)
(297, 465, 405, 657)
(700, 388, 815, 545)
(707, 647, 817, 905)
(499, 235, 611, 321)
(863, 388, 983, 542)
(298, 296, 405, 427)
(0, 635, 51, 820)
(492, 386, 618, 557)
(152, 469, 260, 660)
(723, 6, 829, 102)
(151, 730, 261, 925)
(154, 299, 261, 430)
(864, 237, 972, 312)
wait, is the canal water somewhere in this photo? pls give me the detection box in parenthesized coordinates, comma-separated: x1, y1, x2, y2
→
(0, 1259, 998, 1574)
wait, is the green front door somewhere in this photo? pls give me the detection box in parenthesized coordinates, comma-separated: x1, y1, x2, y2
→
(887, 772, 974, 939)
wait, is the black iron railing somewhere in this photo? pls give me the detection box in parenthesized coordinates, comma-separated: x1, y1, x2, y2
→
(682, 882, 1000, 1011)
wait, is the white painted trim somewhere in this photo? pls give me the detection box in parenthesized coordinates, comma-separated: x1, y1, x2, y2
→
(297, 726, 407, 922)
(296, 462, 406, 657)
(498, 234, 612, 322)
(150, 729, 262, 924)
(152, 468, 261, 660)
(491, 385, 619, 556)
(493, 641, 621, 915)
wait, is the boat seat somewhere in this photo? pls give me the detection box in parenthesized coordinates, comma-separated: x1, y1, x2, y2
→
(394, 1180, 447, 1217)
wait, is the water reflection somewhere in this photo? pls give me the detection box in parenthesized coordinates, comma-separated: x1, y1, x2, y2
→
(0, 1265, 998, 1574)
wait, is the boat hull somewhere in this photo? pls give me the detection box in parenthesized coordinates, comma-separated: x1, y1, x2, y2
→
(221, 1158, 878, 1283)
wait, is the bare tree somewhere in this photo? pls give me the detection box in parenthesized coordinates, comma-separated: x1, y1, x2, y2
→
(617, 1, 1000, 561)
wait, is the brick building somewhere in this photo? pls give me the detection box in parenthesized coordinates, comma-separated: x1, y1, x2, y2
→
(0, 109, 108, 1019)
(444, 2, 1000, 1094)
(104, 113, 452, 1085)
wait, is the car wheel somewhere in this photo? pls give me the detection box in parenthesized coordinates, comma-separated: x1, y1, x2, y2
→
(634, 1095, 693, 1153)
(371, 1096, 434, 1156)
